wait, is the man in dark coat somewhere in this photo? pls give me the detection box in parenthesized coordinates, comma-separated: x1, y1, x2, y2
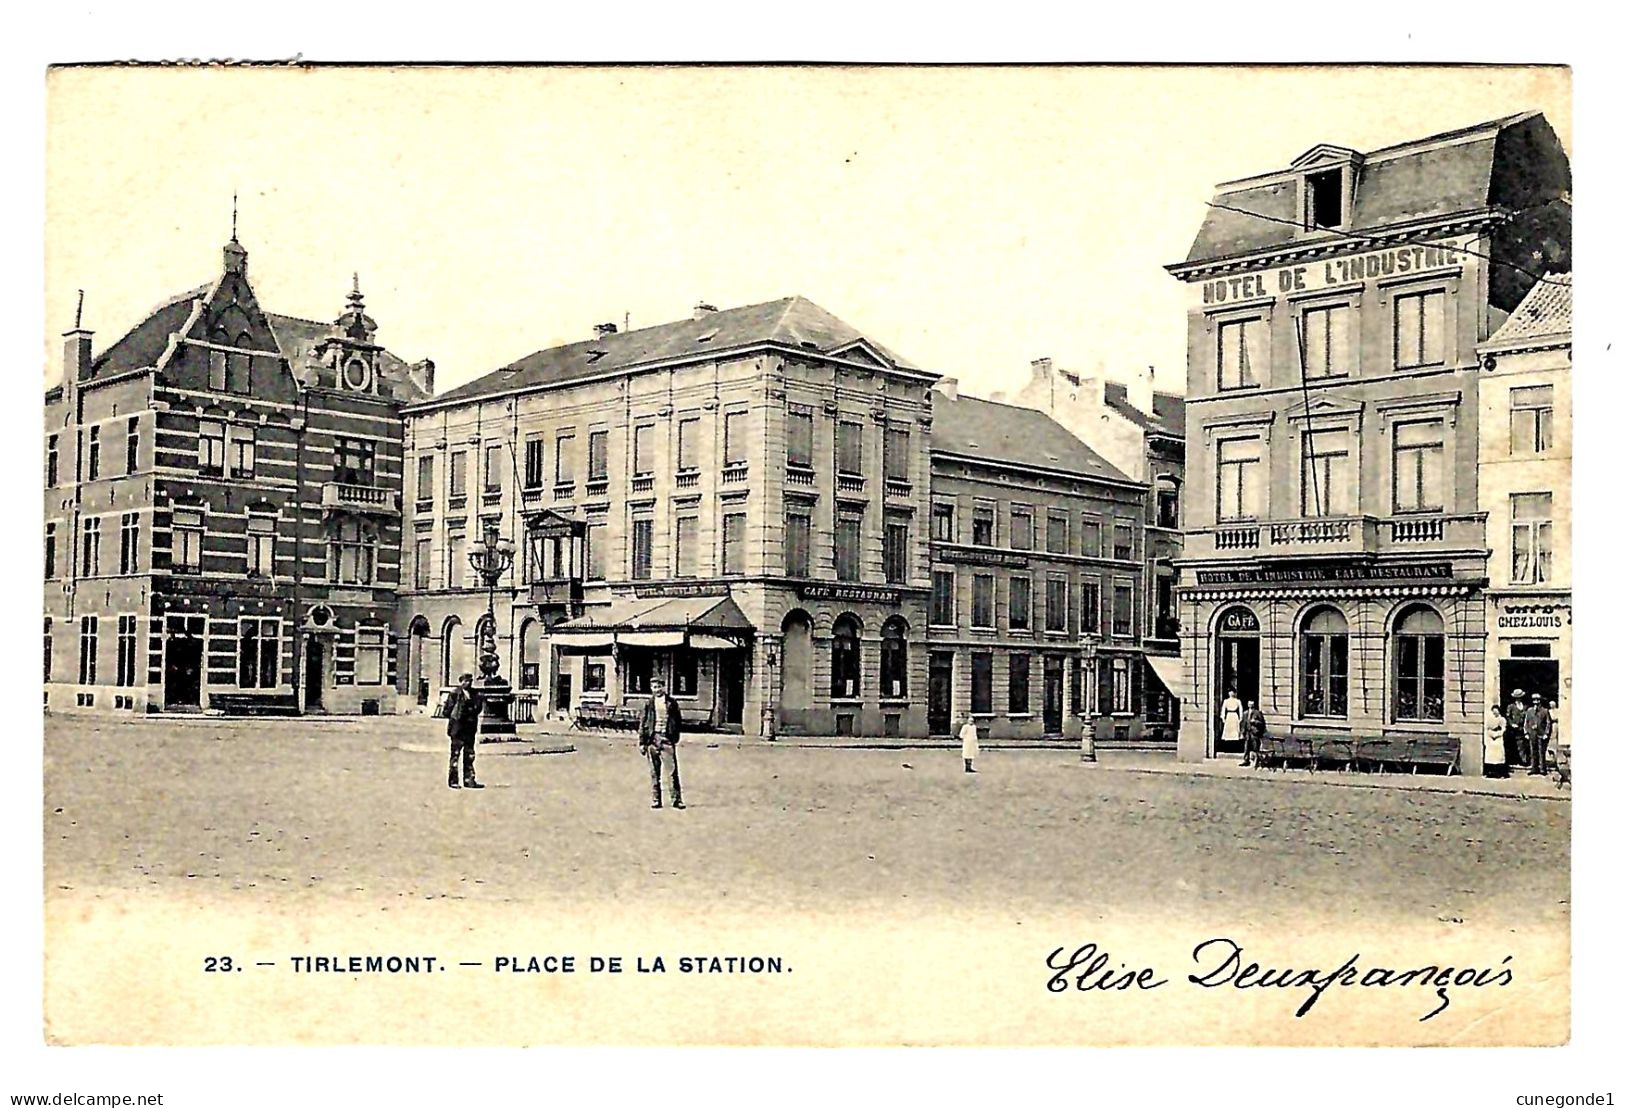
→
(1524, 692, 1552, 777)
(444, 673, 484, 789)
(1242, 701, 1267, 767)
(638, 676, 685, 809)
(1505, 689, 1528, 768)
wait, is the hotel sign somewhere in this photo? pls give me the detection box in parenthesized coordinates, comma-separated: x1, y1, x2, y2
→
(1197, 562, 1454, 586)
(938, 546, 1030, 568)
(1200, 238, 1472, 306)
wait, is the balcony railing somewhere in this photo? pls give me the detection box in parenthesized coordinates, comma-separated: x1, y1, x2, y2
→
(321, 482, 399, 514)
(553, 483, 576, 502)
(675, 470, 700, 490)
(785, 465, 816, 487)
(1189, 513, 1484, 560)
(721, 462, 749, 485)
(836, 473, 866, 495)
(885, 477, 912, 499)
(631, 474, 655, 494)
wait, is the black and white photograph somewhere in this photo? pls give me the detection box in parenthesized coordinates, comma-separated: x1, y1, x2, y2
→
(11, 37, 1615, 1104)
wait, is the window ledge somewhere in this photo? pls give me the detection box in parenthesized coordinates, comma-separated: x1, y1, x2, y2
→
(1007, 712, 1034, 719)
(829, 697, 864, 706)
(878, 698, 911, 707)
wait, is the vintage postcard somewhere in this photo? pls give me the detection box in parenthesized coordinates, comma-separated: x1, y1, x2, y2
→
(39, 63, 1573, 1053)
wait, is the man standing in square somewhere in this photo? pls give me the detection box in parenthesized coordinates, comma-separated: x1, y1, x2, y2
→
(1524, 692, 1552, 777)
(444, 673, 484, 789)
(640, 676, 685, 809)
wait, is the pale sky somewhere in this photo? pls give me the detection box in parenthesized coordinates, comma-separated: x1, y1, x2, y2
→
(45, 65, 1570, 401)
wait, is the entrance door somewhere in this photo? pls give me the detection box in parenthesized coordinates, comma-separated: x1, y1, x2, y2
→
(305, 637, 325, 711)
(554, 671, 572, 712)
(1214, 636, 1260, 755)
(1042, 656, 1065, 734)
(928, 651, 954, 735)
(1498, 658, 1560, 765)
(162, 616, 204, 709)
(718, 654, 745, 727)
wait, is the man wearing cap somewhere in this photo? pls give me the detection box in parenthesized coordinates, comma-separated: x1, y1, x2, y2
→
(1504, 689, 1528, 769)
(1524, 692, 1552, 777)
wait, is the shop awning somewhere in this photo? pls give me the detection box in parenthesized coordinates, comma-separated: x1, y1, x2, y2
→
(618, 630, 686, 648)
(1145, 654, 1192, 702)
(549, 592, 756, 646)
(688, 634, 747, 650)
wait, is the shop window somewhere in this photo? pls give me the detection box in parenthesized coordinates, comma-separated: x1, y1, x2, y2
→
(1394, 290, 1446, 370)
(582, 661, 607, 694)
(1392, 605, 1446, 722)
(1009, 575, 1031, 631)
(970, 652, 993, 715)
(930, 569, 955, 627)
(1299, 606, 1349, 718)
(354, 627, 385, 686)
(626, 653, 653, 696)
(879, 617, 908, 699)
(1302, 428, 1352, 517)
(1008, 653, 1030, 714)
(1510, 386, 1555, 455)
(830, 616, 861, 699)
(1392, 421, 1445, 513)
(1110, 657, 1133, 714)
(1511, 493, 1554, 584)
(673, 651, 698, 698)
(238, 617, 281, 689)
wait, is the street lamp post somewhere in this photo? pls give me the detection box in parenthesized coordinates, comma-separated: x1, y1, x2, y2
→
(468, 531, 518, 741)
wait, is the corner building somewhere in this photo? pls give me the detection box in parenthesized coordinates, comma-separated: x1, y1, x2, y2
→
(1166, 112, 1570, 773)
(43, 237, 433, 715)
(398, 299, 938, 737)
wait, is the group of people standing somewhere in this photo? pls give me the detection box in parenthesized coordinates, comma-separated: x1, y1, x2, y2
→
(1483, 689, 1557, 779)
(1219, 689, 1269, 766)
(441, 671, 689, 808)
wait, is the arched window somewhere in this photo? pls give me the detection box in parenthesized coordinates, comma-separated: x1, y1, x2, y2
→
(830, 614, 861, 700)
(879, 616, 909, 699)
(441, 616, 464, 687)
(407, 616, 431, 704)
(781, 611, 813, 710)
(519, 619, 542, 690)
(1392, 605, 1445, 722)
(1299, 605, 1349, 718)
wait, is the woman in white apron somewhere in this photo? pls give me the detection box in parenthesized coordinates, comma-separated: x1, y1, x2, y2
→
(1219, 689, 1244, 755)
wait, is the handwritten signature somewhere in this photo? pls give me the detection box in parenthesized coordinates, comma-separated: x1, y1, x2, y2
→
(1046, 938, 1514, 1021)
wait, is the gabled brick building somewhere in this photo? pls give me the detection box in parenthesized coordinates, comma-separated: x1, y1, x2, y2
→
(44, 236, 432, 714)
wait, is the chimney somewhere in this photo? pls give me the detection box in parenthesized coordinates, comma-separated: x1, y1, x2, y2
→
(1126, 363, 1155, 417)
(593, 322, 618, 339)
(223, 237, 248, 275)
(692, 302, 718, 320)
(411, 357, 436, 397)
(934, 377, 959, 401)
(64, 327, 94, 383)
(1031, 356, 1054, 379)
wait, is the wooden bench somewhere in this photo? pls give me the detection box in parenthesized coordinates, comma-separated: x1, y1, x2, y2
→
(571, 703, 642, 731)
(209, 691, 301, 717)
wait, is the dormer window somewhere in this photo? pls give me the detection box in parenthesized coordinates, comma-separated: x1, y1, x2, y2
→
(1305, 168, 1344, 229)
